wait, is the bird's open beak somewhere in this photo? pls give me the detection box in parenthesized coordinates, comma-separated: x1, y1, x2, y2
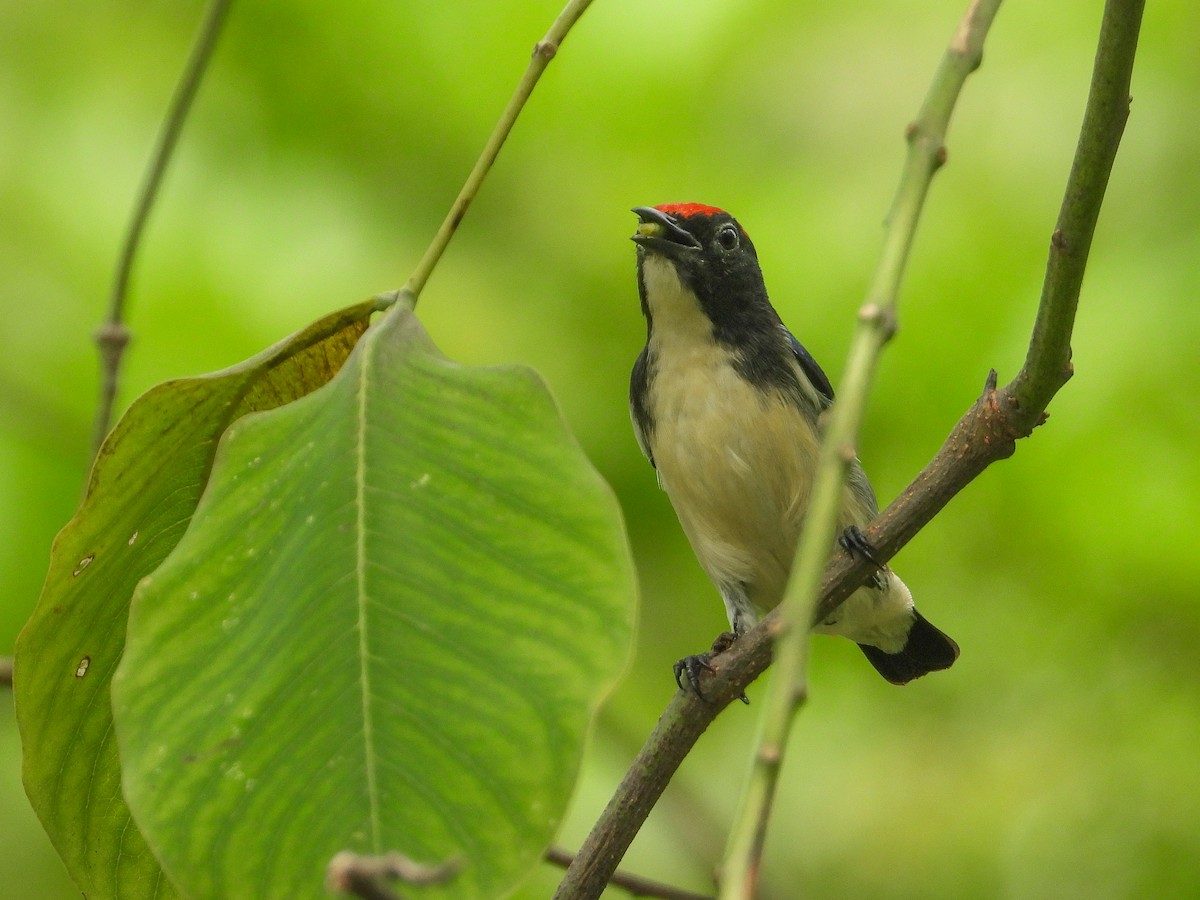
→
(631, 207, 702, 254)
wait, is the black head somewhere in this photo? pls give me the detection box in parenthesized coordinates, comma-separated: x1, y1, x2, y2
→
(631, 203, 775, 342)
(632, 202, 758, 274)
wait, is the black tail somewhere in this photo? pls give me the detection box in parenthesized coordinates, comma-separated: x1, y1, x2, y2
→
(858, 609, 959, 685)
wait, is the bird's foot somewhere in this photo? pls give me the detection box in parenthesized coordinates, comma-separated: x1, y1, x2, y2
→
(673, 631, 749, 704)
(838, 525, 887, 590)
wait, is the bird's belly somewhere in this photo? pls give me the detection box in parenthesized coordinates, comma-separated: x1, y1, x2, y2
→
(649, 353, 820, 607)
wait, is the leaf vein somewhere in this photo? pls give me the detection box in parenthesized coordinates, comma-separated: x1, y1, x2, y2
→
(355, 341, 382, 851)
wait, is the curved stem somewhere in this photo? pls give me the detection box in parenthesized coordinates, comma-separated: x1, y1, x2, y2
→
(89, 0, 235, 464)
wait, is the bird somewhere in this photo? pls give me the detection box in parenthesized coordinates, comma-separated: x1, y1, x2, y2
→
(628, 202, 958, 695)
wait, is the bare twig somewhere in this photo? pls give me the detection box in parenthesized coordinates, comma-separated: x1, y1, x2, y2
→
(556, 1, 1143, 896)
(396, 0, 595, 308)
(89, 0, 234, 464)
(718, 3, 1002, 895)
(326, 850, 462, 900)
(546, 846, 714, 900)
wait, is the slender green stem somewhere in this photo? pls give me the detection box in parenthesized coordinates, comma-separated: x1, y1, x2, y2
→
(401, 0, 595, 303)
(718, 2, 1003, 895)
(89, 0, 234, 465)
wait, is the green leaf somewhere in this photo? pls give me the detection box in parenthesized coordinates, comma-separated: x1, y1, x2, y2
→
(110, 305, 636, 899)
(14, 300, 376, 900)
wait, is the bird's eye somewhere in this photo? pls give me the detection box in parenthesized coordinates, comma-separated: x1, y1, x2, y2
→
(716, 224, 739, 251)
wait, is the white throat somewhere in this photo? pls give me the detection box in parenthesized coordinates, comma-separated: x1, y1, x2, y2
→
(641, 255, 712, 352)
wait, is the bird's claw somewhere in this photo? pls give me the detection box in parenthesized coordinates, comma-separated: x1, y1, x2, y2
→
(839, 525, 887, 590)
(673, 632, 749, 704)
(838, 524, 878, 562)
(673, 652, 715, 698)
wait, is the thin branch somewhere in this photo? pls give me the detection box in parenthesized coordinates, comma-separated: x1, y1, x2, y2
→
(718, 3, 1002, 895)
(1008, 0, 1143, 413)
(89, 0, 234, 464)
(546, 847, 714, 900)
(398, 0, 595, 307)
(326, 850, 462, 900)
(557, 1, 1143, 896)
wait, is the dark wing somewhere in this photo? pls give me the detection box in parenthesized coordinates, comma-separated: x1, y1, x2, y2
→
(629, 346, 655, 468)
(783, 325, 835, 408)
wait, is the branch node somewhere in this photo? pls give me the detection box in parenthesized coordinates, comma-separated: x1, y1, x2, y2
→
(858, 301, 883, 325)
(859, 302, 899, 342)
(1050, 228, 1068, 251)
(880, 304, 899, 341)
(950, 0, 990, 69)
(533, 39, 558, 60)
(757, 743, 782, 767)
(94, 322, 131, 363)
(791, 682, 809, 707)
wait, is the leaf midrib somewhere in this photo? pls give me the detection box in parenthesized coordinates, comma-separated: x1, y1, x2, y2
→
(354, 334, 382, 851)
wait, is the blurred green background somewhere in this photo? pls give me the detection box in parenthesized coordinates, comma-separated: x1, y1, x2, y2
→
(2, 1, 1197, 897)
